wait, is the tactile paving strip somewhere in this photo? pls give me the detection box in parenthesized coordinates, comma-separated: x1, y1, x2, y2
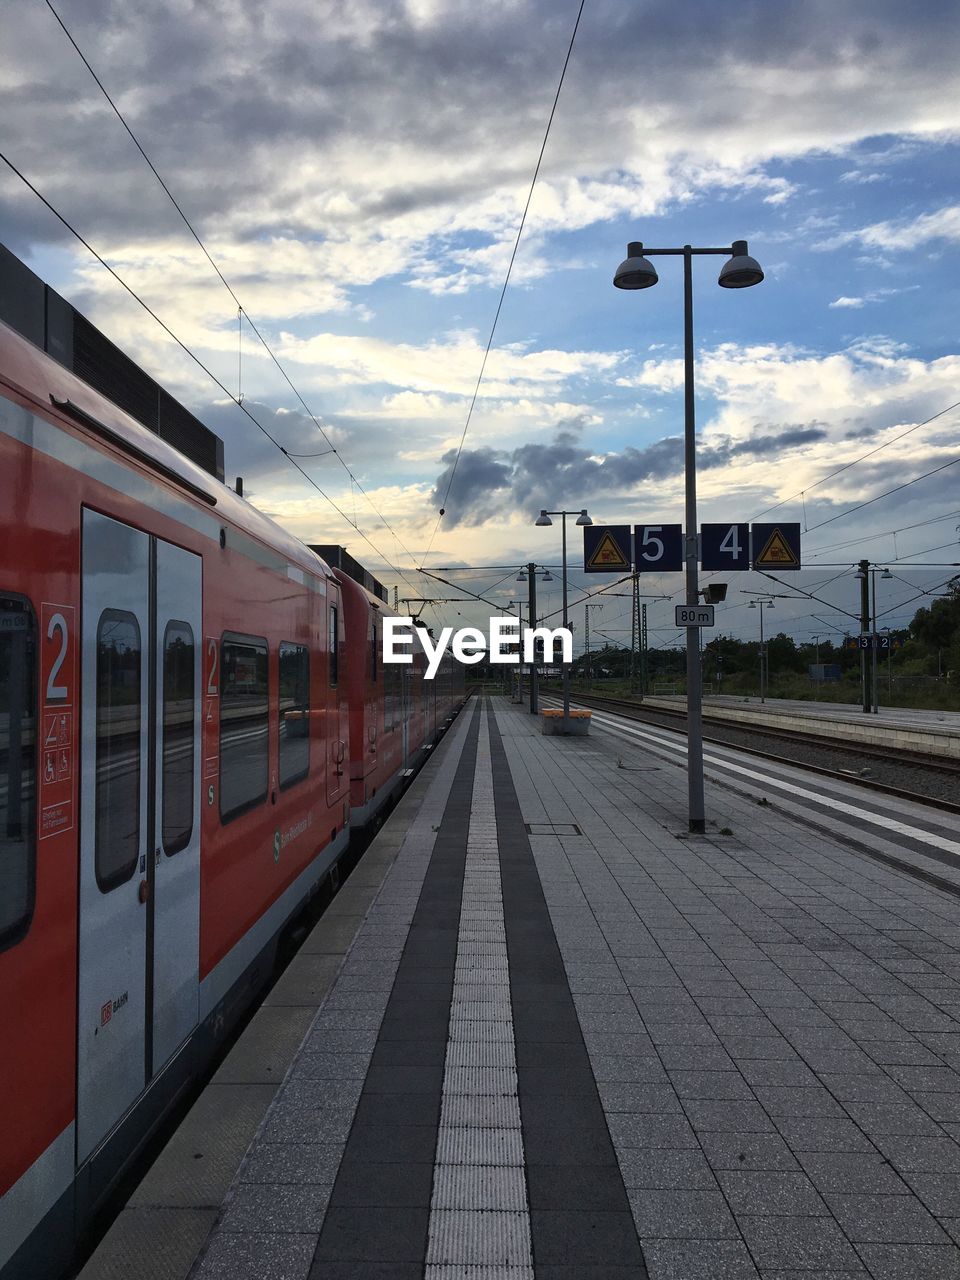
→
(426, 714, 534, 1272)
(426, 1210, 533, 1267)
(431, 1164, 529, 1211)
(440, 1094, 522, 1129)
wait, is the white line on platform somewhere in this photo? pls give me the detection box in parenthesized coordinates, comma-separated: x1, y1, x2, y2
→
(585, 709, 960, 861)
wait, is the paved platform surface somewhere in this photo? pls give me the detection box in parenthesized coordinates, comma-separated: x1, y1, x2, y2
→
(85, 695, 960, 1279)
(701, 691, 960, 732)
(632, 691, 960, 761)
(681, 692, 960, 734)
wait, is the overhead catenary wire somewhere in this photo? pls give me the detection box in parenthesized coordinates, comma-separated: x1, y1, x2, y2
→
(804, 454, 960, 534)
(804, 508, 960, 559)
(42, 0, 433, 603)
(419, 0, 586, 566)
(0, 147, 424, 597)
(750, 397, 960, 523)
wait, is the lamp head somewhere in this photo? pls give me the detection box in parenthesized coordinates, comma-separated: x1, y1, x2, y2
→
(516, 570, 526, 582)
(543, 570, 554, 582)
(575, 509, 592, 526)
(613, 241, 659, 290)
(535, 510, 553, 527)
(718, 240, 764, 289)
(881, 567, 893, 579)
(748, 600, 756, 609)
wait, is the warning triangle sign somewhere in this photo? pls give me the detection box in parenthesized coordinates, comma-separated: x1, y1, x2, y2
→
(587, 531, 630, 570)
(755, 528, 800, 568)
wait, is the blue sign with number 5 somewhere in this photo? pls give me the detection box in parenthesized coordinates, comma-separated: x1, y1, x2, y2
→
(700, 523, 750, 571)
(634, 524, 683, 572)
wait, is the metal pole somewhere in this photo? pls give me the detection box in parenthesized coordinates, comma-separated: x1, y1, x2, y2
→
(561, 512, 570, 727)
(759, 604, 765, 704)
(528, 561, 538, 715)
(814, 634, 820, 701)
(630, 569, 637, 692)
(859, 559, 870, 713)
(585, 603, 590, 686)
(871, 570, 879, 715)
(682, 247, 706, 833)
(641, 601, 647, 698)
(887, 633, 892, 698)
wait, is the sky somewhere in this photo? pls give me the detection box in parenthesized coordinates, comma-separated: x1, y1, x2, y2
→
(3, 0, 960, 654)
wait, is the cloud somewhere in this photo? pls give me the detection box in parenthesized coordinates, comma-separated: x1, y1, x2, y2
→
(275, 328, 622, 399)
(428, 424, 830, 527)
(828, 285, 918, 308)
(6, 0, 960, 299)
(839, 169, 885, 184)
(817, 204, 960, 252)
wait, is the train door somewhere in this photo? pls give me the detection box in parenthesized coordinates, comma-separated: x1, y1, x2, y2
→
(77, 511, 201, 1163)
(152, 539, 202, 1072)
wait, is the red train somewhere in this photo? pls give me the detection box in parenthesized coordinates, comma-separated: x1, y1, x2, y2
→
(0, 316, 465, 1278)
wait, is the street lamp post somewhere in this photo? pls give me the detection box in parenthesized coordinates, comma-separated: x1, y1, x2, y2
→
(585, 601, 604, 686)
(615, 238, 763, 833)
(882, 627, 893, 698)
(811, 633, 823, 701)
(506, 598, 525, 702)
(856, 562, 892, 714)
(535, 508, 592, 729)
(516, 563, 553, 714)
(748, 599, 775, 702)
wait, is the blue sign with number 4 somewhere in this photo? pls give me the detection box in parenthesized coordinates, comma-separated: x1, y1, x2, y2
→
(700, 523, 750, 571)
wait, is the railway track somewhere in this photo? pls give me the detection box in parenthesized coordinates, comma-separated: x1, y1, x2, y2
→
(537, 687, 960, 815)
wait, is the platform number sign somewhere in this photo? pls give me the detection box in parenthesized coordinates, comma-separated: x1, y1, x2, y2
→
(203, 636, 220, 786)
(700, 523, 749, 571)
(634, 524, 683, 573)
(857, 634, 902, 651)
(39, 603, 76, 839)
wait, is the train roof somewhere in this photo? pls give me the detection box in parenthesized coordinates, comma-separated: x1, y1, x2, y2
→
(0, 317, 336, 585)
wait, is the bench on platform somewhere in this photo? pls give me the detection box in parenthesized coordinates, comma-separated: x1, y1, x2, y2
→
(541, 708, 591, 736)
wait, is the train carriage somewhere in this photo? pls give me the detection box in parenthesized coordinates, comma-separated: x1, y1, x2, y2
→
(0, 315, 359, 1276)
(0, 305, 465, 1279)
(335, 570, 463, 829)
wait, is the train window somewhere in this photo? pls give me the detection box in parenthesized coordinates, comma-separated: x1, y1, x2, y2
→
(0, 595, 37, 951)
(386, 657, 400, 731)
(219, 633, 268, 823)
(279, 642, 309, 789)
(329, 606, 339, 687)
(370, 619, 377, 683)
(162, 621, 195, 855)
(95, 610, 142, 892)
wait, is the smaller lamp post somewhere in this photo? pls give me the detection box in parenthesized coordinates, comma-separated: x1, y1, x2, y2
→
(747, 598, 775, 702)
(534, 508, 592, 728)
(516, 564, 554, 714)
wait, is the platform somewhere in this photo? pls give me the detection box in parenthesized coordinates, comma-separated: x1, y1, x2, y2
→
(643, 692, 960, 760)
(82, 695, 960, 1280)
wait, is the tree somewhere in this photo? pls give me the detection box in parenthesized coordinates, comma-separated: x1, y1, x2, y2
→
(910, 581, 960, 677)
(766, 632, 804, 674)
